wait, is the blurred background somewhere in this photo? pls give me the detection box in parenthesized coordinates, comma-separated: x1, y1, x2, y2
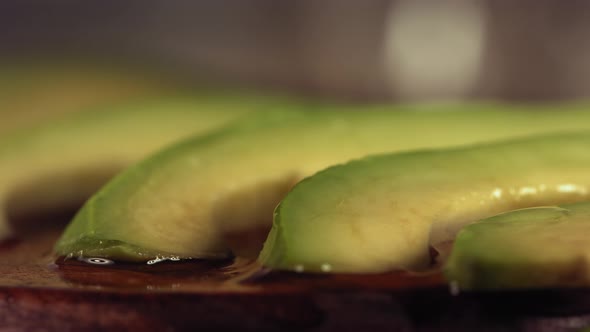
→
(2, 0, 590, 103)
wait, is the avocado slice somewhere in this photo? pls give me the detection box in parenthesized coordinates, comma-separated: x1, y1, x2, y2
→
(259, 132, 590, 273)
(0, 96, 267, 240)
(55, 108, 590, 262)
(444, 202, 590, 290)
(0, 60, 177, 134)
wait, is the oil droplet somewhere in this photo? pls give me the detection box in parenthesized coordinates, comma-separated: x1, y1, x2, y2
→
(518, 186, 537, 196)
(147, 257, 166, 265)
(490, 188, 502, 199)
(558, 184, 588, 195)
(81, 257, 114, 265)
(146, 256, 182, 265)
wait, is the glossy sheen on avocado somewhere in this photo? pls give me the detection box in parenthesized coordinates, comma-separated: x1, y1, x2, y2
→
(260, 132, 590, 273)
(55, 107, 590, 262)
(445, 202, 590, 290)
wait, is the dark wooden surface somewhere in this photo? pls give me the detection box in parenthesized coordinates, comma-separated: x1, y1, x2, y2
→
(3, 228, 590, 331)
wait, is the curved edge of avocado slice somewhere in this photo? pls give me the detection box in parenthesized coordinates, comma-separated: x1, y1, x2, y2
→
(259, 132, 590, 273)
(0, 95, 271, 240)
(444, 202, 590, 290)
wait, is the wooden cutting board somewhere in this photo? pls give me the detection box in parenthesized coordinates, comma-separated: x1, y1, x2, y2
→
(3, 222, 590, 331)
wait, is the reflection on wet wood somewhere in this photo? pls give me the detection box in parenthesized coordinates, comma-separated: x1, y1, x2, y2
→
(3, 228, 590, 331)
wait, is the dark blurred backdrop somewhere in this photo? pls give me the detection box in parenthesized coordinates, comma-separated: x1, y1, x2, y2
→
(2, 0, 590, 102)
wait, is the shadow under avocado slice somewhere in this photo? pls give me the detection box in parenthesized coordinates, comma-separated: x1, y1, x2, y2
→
(260, 132, 590, 273)
(445, 202, 590, 290)
(0, 96, 268, 240)
(55, 108, 590, 263)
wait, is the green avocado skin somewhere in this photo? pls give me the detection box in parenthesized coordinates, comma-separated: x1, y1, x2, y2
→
(55, 106, 590, 263)
(260, 132, 590, 273)
(445, 202, 590, 290)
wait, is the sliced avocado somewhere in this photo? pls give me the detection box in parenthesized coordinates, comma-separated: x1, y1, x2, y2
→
(0, 60, 178, 134)
(444, 202, 590, 290)
(55, 107, 590, 262)
(259, 132, 590, 273)
(0, 96, 268, 239)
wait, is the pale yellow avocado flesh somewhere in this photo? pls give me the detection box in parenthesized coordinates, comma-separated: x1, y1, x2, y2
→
(54, 107, 590, 262)
(260, 132, 590, 273)
(0, 96, 277, 240)
(445, 202, 590, 289)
